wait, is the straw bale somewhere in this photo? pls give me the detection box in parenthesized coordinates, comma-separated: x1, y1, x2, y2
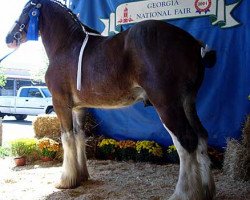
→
(223, 115, 250, 181)
(33, 115, 61, 139)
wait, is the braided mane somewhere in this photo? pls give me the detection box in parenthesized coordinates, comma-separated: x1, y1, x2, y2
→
(49, 0, 100, 34)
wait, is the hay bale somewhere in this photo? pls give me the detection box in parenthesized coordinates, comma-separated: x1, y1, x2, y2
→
(33, 115, 61, 139)
(53, 135, 104, 162)
(83, 112, 98, 137)
(223, 115, 250, 181)
(242, 115, 250, 147)
(223, 139, 248, 180)
(86, 135, 104, 159)
(33, 112, 98, 160)
(242, 115, 250, 179)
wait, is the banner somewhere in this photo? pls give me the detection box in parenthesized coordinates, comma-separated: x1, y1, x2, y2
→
(101, 0, 242, 35)
(70, 0, 250, 148)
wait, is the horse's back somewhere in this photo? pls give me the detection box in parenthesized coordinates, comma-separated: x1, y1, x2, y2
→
(127, 20, 199, 48)
(124, 20, 203, 91)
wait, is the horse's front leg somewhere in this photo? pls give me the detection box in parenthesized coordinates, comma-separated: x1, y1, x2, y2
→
(73, 108, 89, 182)
(53, 104, 80, 189)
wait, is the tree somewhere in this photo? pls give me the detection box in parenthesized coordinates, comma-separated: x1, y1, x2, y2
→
(0, 73, 6, 87)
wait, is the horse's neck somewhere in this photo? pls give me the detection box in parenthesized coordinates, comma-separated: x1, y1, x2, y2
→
(39, 2, 85, 58)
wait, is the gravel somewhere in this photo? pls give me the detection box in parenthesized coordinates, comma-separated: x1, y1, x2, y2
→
(0, 158, 249, 200)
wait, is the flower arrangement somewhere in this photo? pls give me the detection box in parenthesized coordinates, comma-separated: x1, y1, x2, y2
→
(37, 138, 60, 160)
(97, 139, 118, 159)
(166, 145, 179, 163)
(136, 141, 163, 157)
(116, 140, 137, 161)
(117, 140, 136, 149)
(96, 138, 181, 164)
(136, 141, 163, 162)
(166, 145, 177, 154)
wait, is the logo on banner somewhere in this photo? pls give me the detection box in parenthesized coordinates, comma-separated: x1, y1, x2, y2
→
(100, 0, 242, 36)
(118, 7, 134, 23)
(195, 0, 212, 14)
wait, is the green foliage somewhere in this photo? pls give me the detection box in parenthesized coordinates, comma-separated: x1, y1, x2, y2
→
(166, 145, 179, 163)
(10, 138, 38, 158)
(97, 139, 118, 159)
(0, 73, 6, 87)
(0, 146, 11, 158)
(97, 139, 166, 163)
(135, 141, 164, 163)
(166, 145, 177, 154)
(116, 140, 137, 161)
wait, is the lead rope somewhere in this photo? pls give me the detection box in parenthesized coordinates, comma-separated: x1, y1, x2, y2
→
(0, 49, 16, 64)
(77, 26, 101, 91)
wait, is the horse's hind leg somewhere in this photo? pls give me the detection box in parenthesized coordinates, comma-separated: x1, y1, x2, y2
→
(72, 108, 89, 182)
(153, 101, 204, 200)
(183, 96, 215, 199)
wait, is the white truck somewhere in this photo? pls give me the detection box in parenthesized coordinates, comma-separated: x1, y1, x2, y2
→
(0, 86, 54, 120)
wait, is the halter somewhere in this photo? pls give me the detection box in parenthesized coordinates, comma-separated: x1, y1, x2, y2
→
(13, 1, 41, 44)
(13, 21, 27, 46)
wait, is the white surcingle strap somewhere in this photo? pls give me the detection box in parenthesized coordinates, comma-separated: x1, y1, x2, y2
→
(77, 26, 101, 91)
(201, 44, 210, 58)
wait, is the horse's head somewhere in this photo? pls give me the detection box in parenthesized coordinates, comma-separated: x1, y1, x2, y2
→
(6, 0, 42, 48)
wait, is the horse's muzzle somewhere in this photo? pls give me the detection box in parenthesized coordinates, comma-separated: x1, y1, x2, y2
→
(6, 34, 14, 44)
(6, 34, 19, 49)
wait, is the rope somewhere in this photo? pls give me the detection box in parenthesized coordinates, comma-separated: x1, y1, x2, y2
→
(77, 26, 101, 91)
(0, 49, 16, 64)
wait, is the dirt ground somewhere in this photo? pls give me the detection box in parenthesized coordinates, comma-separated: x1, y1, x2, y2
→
(0, 158, 249, 200)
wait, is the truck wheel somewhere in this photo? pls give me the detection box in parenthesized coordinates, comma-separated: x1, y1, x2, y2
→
(15, 115, 27, 120)
(48, 108, 55, 115)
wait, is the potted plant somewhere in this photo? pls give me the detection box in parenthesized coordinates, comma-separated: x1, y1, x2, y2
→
(10, 138, 37, 166)
(37, 137, 60, 161)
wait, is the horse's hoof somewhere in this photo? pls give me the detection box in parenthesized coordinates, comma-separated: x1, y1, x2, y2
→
(168, 193, 207, 200)
(79, 169, 89, 183)
(168, 194, 181, 200)
(55, 180, 80, 189)
(80, 174, 89, 182)
(204, 184, 216, 200)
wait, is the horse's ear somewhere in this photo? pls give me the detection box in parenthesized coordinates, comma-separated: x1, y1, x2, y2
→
(31, 0, 41, 8)
(31, 0, 40, 5)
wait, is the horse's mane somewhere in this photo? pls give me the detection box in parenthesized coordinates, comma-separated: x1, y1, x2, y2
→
(44, 0, 100, 34)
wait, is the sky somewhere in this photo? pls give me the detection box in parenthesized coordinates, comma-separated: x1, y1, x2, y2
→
(0, 0, 47, 71)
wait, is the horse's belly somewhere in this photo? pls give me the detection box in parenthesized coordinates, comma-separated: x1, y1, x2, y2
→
(74, 86, 148, 109)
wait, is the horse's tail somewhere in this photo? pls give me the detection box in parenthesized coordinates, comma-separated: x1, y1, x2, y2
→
(199, 41, 216, 68)
(202, 49, 216, 68)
